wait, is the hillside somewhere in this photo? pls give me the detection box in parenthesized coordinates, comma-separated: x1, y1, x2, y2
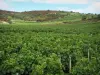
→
(0, 10, 99, 23)
(0, 10, 81, 22)
(0, 9, 100, 75)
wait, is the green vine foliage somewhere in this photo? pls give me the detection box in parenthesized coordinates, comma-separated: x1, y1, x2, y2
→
(0, 22, 100, 75)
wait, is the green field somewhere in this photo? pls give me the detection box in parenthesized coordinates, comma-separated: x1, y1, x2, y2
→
(0, 22, 100, 75)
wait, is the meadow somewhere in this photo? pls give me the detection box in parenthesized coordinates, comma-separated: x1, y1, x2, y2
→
(0, 21, 100, 75)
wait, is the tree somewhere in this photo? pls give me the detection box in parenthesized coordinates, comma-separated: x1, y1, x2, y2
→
(7, 16, 12, 24)
(82, 15, 87, 20)
(97, 14, 100, 20)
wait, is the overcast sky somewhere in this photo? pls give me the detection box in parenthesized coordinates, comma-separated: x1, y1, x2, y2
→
(0, 0, 100, 13)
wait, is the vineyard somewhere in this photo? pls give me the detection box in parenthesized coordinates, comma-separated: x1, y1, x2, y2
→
(0, 22, 100, 75)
